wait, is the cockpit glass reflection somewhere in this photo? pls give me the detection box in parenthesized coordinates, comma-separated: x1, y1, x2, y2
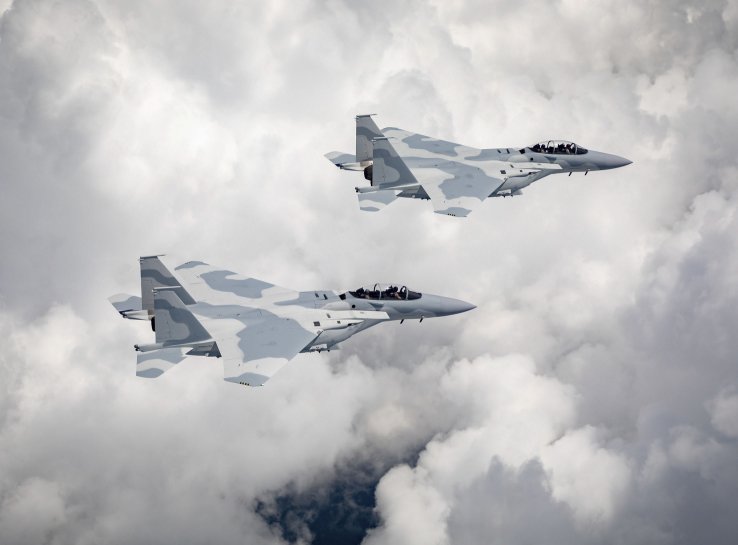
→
(530, 140, 587, 155)
(349, 284, 422, 300)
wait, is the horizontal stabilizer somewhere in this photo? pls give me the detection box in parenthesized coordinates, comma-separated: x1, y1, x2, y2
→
(109, 293, 148, 320)
(109, 293, 142, 313)
(325, 151, 357, 167)
(136, 347, 188, 378)
(357, 190, 400, 212)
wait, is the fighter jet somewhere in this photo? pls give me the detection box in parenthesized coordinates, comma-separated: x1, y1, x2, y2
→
(326, 115, 632, 217)
(109, 256, 475, 387)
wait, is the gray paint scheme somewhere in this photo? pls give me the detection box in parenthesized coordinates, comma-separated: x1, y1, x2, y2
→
(109, 294, 142, 314)
(136, 347, 187, 378)
(140, 255, 195, 312)
(356, 114, 383, 164)
(371, 137, 418, 187)
(174, 260, 208, 270)
(111, 256, 475, 387)
(326, 116, 632, 217)
(153, 289, 211, 346)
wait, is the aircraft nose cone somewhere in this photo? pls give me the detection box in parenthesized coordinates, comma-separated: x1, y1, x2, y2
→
(612, 155, 632, 168)
(602, 153, 632, 169)
(443, 297, 476, 315)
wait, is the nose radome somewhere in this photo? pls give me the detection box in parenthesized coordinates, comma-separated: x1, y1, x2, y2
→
(602, 152, 632, 169)
(443, 297, 476, 315)
(611, 154, 632, 168)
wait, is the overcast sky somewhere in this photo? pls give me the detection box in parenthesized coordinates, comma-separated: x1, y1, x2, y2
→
(2, 1, 738, 544)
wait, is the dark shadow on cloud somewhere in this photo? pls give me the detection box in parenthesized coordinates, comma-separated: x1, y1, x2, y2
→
(255, 450, 424, 545)
(448, 460, 580, 545)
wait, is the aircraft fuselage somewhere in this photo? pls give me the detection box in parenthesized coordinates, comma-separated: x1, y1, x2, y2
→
(302, 286, 475, 351)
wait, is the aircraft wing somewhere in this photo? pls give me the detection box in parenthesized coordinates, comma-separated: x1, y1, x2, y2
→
(413, 165, 504, 217)
(382, 128, 481, 158)
(159, 257, 298, 306)
(194, 308, 390, 386)
(194, 310, 319, 387)
(372, 135, 504, 217)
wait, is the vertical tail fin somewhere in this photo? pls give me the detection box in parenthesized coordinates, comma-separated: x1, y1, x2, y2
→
(371, 137, 417, 187)
(356, 114, 383, 163)
(140, 256, 194, 315)
(153, 288, 211, 345)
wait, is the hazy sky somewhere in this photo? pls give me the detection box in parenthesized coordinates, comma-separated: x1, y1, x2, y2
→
(2, 1, 738, 544)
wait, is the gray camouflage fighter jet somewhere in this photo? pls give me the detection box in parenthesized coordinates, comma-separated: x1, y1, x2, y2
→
(326, 115, 632, 217)
(109, 256, 475, 387)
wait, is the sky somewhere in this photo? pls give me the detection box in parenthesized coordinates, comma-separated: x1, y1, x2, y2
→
(1, 0, 738, 543)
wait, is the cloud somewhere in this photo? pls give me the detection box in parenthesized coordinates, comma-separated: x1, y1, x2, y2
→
(708, 387, 738, 438)
(365, 465, 450, 545)
(539, 426, 631, 524)
(1, 0, 738, 544)
(364, 354, 578, 545)
(0, 478, 67, 545)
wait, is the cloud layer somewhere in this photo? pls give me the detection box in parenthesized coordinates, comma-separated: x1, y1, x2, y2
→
(2, 1, 738, 544)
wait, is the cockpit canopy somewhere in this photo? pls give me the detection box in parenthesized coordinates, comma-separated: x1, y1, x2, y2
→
(529, 140, 587, 155)
(349, 283, 422, 300)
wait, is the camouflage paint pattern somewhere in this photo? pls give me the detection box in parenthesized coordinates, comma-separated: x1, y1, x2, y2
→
(111, 257, 475, 387)
(326, 116, 631, 217)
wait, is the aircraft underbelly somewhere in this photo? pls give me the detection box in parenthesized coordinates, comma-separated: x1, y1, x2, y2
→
(496, 171, 551, 194)
(498, 178, 532, 193)
(304, 329, 353, 350)
(305, 320, 377, 350)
